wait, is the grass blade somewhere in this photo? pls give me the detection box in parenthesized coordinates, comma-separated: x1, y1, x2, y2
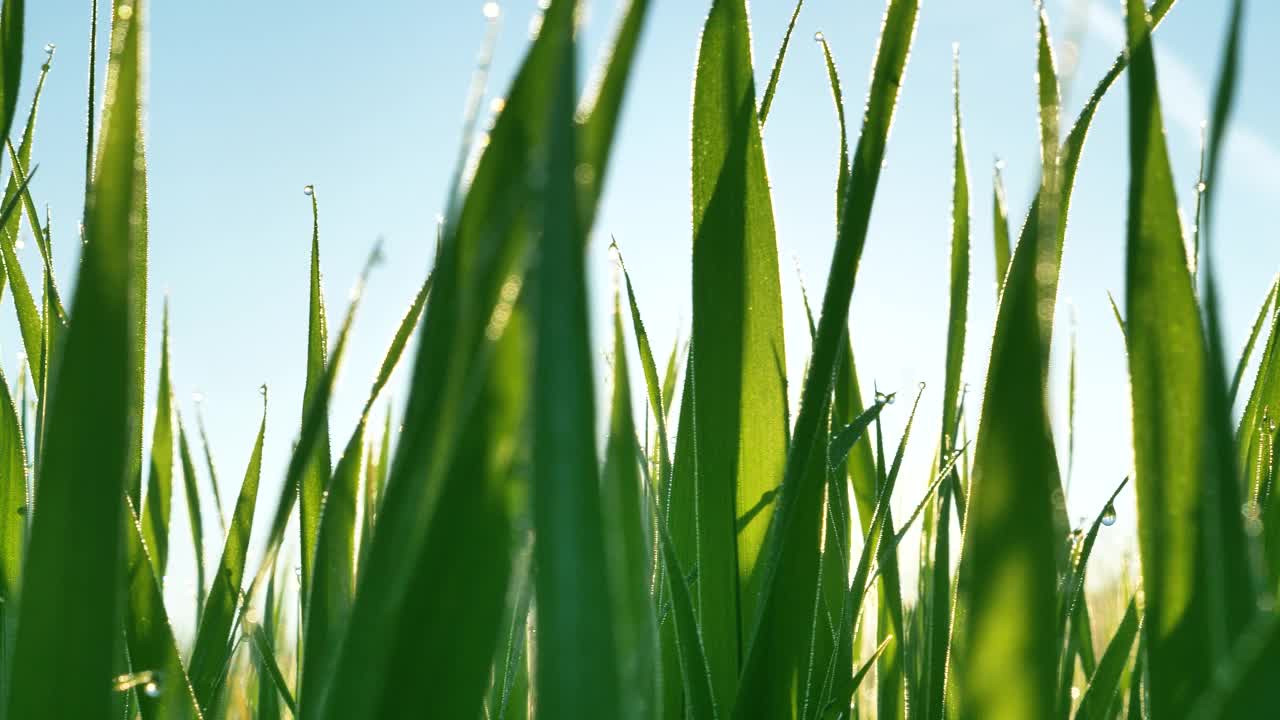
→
(0, 360, 26, 698)
(734, 1, 919, 716)
(176, 417, 207, 619)
(1074, 598, 1140, 720)
(1229, 276, 1277, 406)
(0, 156, 43, 385)
(687, 1, 790, 709)
(1123, 0, 1257, 713)
(0, 45, 49, 306)
(186, 396, 266, 715)
(247, 621, 297, 718)
(298, 186, 332, 623)
(758, 0, 804, 126)
(141, 301, 174, 580)
(602, 289, 660, 720)
(991, 160, 1011, 293)
(193, 403, 226, 534)
(6, 0, 143, 714)
(0, 0, 23, 147)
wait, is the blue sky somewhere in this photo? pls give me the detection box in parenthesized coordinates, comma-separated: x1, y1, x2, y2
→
(17, 0, 1280, 630)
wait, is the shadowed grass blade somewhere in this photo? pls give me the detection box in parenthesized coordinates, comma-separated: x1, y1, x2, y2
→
(602, 290, 660, 720)
(1074, 598, 1139, 720)
(187, 397, 266, 715)
(298, 187, 332, 623)
(141, 301, 174, 580)
(6, 1, 143, 715)
(734, 2, 919, 717)
(123, 498, 204, 720)
(688, 1, 790, 708)
(1123, 0, 1257, 713)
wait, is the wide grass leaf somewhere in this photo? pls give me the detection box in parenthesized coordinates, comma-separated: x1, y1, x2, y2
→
(6, 0, 144, 715)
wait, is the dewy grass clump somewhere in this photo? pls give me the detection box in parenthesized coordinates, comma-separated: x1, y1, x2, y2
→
(0, 0, 1277, 718)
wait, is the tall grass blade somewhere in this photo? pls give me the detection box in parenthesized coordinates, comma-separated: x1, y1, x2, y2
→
(758, 0, 804, 126)
(686, 1, 789, 708)
(141, 301, 174, 579)
(0, 47, 48, 305)
(187, 397, 266, 715)
(298, 187, 332, 622)
(0, 0, 23, 145)
(734, 1, 919, 716)
(1229, 276, 1277, 406)
(6, 0, 144, 714)
(1123, 0, 1257, 713)
(1074, 598, 1139, 720)
(602, 290, 660, 720)
(176, 417, 207, 618)
(991, 160, 1011, 293)
(0, 360, 26, 702)
(247, 621, 297, 718)
(193, 403, 226, 534)
(0, 157, 43, 385)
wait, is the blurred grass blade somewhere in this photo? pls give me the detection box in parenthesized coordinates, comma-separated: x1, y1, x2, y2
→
(531, 9, 623, 714)
(602, 290, 660, 720)
(123, 498, 204, 720)
(314, 4, 606, 716)
(991, 159, 1011, 292)
(0, 0, 23, 145)
(141, 301, 174, 580)
(687, 1, 790, 709)
(1123, 0, 1258, 713)
(577, 0, 650, 231)
(6, 0, 143, 715)
(1074, 598, 1139, 720)
(735, 3, 919, 717)
(177, 417, 207, 618)
(1229, 276, 1277, 405)
(758, 0, 804, 126)
(248, 621, 297, 718)
(187, 397, 266, 715)
(298, 187, 333, 623)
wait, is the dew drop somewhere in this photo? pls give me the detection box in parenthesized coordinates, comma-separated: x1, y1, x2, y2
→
(14, 239, 24, 250)
(143, 681, 160, 699)
(813, 31, 825, 43)
(1070, 686, 1080, 701)
(489, 97, 506, 114)
(117, 4, 133, 20)
(874, 391, 895, 405)
(995, 158, 1006, 171)
(44, 42, 55, 54)
(302, 184, 315, 196)
(483, 2, 501, 20)
(1101, 502, 1117, 527)
(1196, 181, 1207, 193)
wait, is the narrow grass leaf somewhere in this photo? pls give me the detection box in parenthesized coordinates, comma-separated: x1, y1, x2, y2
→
(6, 1, 142, 715)
(141, 301, 174, 579)
(187, 398, 266, 715)
(758, 0, 804, 126)
(0, 360, 26, 696)
(298, 187, 332, 622)
(176, 417, 207, 618)
(1229, 276, 1277, 406)
(991, 160, 1011, 292)
(1074, 598, 1140, 720)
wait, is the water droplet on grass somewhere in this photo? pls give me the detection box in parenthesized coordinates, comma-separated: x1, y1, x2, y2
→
(303, 184, 314, 196)
(143, 681, 160, 698)
(1101, 503, 1117, 526)
(813, 31, 825, 43)
(483, 2, 501, 20)
(44, 42, 55, 54)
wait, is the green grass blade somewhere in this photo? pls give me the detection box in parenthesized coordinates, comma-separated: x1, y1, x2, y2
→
(1123, 0, 1257, 713)
(758, 0, 805, 126)
(1229, 276, 1277, 406)
(603, 290, 660, 720)
(6, 0, 142, 714)
(814, 32, 849, 225)
(122, 498, 204, 720)
(661, 339, 679, 421)
(820, 636, 891, 720)
(577, 0, 651, 232)
(615, 246, 671, 496)
(991, 160, 1011, 293)
(0, 47, 48, 305)
(687, 1, 790, 708)
(1074, 599, 1139, 720)
(315, 4, 598, 716)
(0, 0, 23, 146)
(531, 11, 622, 713)
(193, 403, 226, 534)
(735, 3, 919, 716)
(176, 417, 207, 619)
(0, 155, 43, 385)
(186, 397, 266, 715)
(298, 187, 332, 624)
(253, 573, 281, 720)
(0, 361, 26, 698)
(248, 621, 297, 717)
(923, 49, 969, 720)
(141, 301, 174, 580)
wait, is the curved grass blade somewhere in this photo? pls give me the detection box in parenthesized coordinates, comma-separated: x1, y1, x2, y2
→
(298, 186, 332, 623)
(123, 498, 204, 720)
(687, 1, 790, 708)
(247, 620, 297, 718)
(6, 1, 143, 714)
(734, 3, 919, 716)
(577, 0, 651, 232)
(820, 636, 891, 720)
(1229, 276, 1277, 406)
(0, 160, 43, 384)
(0, 46, 48, 304)
(991, 159, 1011, 292)
(602, 289, 660, 720)
(1074, 598, 1139, 720)
(758, 0, 805, 126)
(186, 396, 266, 715)
(1123, 0, 1257, 713)
(141, 301, 174, 579)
